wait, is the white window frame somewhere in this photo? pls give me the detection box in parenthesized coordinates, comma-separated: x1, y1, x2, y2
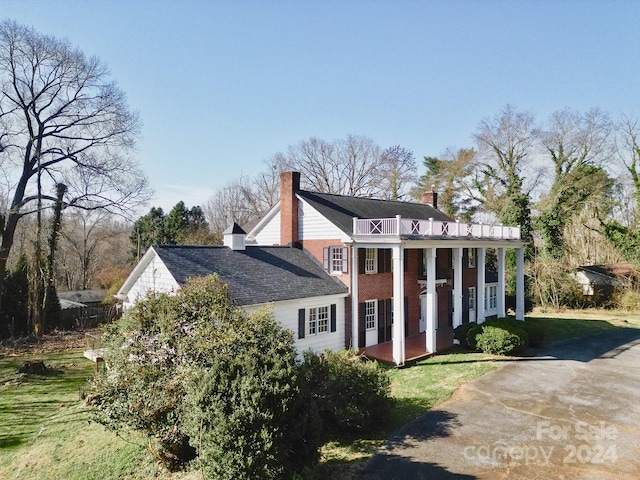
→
(327, 247, 342, 274)
(365, 248, 378, 274)
(468, 287, 476, 310)
(309, 305, 329, 335)
(489, 285, 497, 310)
(364, 300, 377, 331)
(468, 248, 476, 268)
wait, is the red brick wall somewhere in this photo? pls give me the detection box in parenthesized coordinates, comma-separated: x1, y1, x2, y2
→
(301, 239, 351, 289)
(280, 172, 300, 246)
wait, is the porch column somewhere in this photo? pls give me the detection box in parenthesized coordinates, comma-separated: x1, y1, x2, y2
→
(516, 247, 525, 320)
(351, 246, 359, 349)
(392, 245, 406, 365)
(477, 247, 486, 324)
(425, 247, 437, 353)
(497, 247, 506, 318)
(452, 247, 463, 328)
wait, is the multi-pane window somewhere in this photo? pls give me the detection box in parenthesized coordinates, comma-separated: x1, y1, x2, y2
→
(485, 285, 497, 310)
(324, 246, 348, 274)
(365, 248, 377, 273)
(365, 300, 376, 330)
(309, 306, 329, 335)
(468, 248, 476, 268)
(468, 287, 476, 310)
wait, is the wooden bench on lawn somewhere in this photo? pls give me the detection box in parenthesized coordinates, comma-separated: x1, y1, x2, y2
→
(83, 348, 106, 373)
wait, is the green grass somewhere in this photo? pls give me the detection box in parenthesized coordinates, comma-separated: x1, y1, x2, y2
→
(0, 349, 168, 480)
(2, 310, 639, 480)
(312, 350, 502, 480)
(526, 308, 640, 343)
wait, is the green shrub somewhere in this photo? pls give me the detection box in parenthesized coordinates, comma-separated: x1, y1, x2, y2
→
(474, 325, 527, 355)
(485, 317, 544, 348)
(298, 349, 392, 438)
(181, 306, 306, 480)
(88, 275, 313, 477)
(466, 325, 483, 351)
(615, 289, 640, 311)
(454, 322, 477, 349)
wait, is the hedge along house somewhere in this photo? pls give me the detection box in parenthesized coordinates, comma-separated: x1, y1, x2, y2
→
(247, 172, 527, 366)
(116, 223, 349, 355)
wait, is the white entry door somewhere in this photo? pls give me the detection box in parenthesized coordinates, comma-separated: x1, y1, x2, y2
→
(419, 289, 437, 333)
(468, 287, 476, 323)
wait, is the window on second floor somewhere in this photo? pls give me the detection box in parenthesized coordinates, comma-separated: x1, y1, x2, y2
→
(467, 248, 476, 268)
(365, 248, 377, 273)
(323, 246, 348, 274)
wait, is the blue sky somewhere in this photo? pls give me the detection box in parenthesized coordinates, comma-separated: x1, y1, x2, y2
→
(3, 0, 639, 212)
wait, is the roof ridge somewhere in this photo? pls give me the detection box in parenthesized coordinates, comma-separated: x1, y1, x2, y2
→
(298, 189, 427, 206)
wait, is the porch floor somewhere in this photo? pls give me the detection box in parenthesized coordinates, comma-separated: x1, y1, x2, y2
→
(359, 333, 432, 365)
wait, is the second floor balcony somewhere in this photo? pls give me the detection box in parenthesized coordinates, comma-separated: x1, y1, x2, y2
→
(353, 216, 521, 240)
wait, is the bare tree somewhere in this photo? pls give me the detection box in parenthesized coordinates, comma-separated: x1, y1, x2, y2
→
(378, 145, 417, 200)
(56, 209, 129, 290)
(269, 135, 386, 197)
(0, 21, 150, 305)
(537, 108, 614, 258)
(474, 105, 540, 250)
(615, 115, 640, 222)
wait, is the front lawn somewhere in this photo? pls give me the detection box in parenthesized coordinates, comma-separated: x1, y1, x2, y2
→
(1, 310, 638, 479)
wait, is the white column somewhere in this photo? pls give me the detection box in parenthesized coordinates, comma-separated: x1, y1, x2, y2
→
(477, 247, 486, 324)
(453, 247, 463, 328)
(351, 246, 359, 350)
(497, 247, 506, 318)
(516, 247, 525, 320)
(392, 246, 405, 365)
(425, 247, 437, 353)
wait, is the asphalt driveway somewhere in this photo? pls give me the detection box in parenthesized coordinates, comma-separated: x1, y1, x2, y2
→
(359, 327, 640, 480)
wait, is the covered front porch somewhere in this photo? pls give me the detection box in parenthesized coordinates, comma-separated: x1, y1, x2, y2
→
(359, 328, 455, 364)
(350, 215, 527, 367)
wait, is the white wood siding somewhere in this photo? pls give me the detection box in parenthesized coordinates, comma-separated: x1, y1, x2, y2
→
(298, 199, 351, 242)
(123, 257, 179, 309)
(252, 210, 281, 245)
(244, 294, 347, 354)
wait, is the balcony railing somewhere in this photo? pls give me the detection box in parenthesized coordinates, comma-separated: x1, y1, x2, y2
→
(353, 216, 521, 240)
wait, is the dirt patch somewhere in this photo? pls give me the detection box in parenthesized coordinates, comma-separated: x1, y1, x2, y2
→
(0, 328, 103, 356)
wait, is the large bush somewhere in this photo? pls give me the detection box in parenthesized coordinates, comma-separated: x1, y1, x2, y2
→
(88, 275, 311, 477)
(298, 349, 392, 438)
(453, 322, 477, 349)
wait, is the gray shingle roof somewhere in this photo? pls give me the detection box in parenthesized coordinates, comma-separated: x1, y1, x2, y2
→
(297, 190, 452, 235)
(153, 245, 348, 306)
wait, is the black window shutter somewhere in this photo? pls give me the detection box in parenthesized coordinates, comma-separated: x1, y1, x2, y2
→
(358, 248, 366, 274)
(385, 298, 392, 341)
(323, 247, 329, 271)
(377, 248, 385, 273)
(404, 296, 409, 337)
(298, 308, 306, 339)
(418, 249, 424, 278)
(330, 304, 337, 332)
(342, 247, 349, 273)
(358, 303, 366, 348)
(403, 250, 409, 272)
(377, 299, 385, 344)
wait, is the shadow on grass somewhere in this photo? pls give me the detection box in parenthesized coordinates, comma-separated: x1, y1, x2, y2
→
(356, 410, 476, 480)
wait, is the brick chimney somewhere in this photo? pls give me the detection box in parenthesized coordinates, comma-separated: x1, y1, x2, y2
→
(421, 185, 438, 209)
(280, 171, 300, 246)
